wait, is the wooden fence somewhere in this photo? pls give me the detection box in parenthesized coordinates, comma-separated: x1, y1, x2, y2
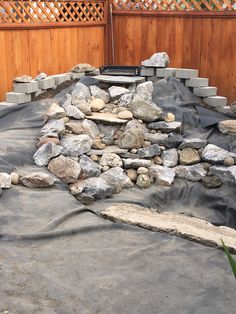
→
(0, 0, 236, 102)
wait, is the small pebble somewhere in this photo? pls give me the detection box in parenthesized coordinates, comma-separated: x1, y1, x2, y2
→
(130, 149, 137, 154)
(136, 174, 151, 188)
(160, 146, 166, 151)
(90, 154, 98, 162)
(126, 169, 137, 182)
(164, 112, 175, 123)
(143, 141, 151, 147)
(154, 156, 163, 165)
(102, 166, 110, 172)
(224, 156, 234, 166)
(137, 167, 149, 175)
(10, 172, 20, 185)
(150, 130, 156, 134)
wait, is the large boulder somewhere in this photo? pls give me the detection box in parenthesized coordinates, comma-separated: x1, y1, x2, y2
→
(79, 155, 101, 178)
(90, 85, 110, 103)
(101, 166, 133, 193)
(21, 172, 56, 188)
(48, 155, 81, 183)
(174, 164, 207, 181)
(129, 96, 163, 122)
(34, 142, 62, 167)
(150, 165, 175, 186)
(141, 52, 170, 67)
(61, 134, 92, 157)
(69, 177, 113, 204)
(135, 81, 153, 101)
(218, 120, 236, 135)
(201, 144, 236, 164)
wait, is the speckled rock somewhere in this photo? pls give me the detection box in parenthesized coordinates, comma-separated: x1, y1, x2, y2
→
(61, 134, 92, 157)
(179, 148, 201, 165)
(34, 142, 62, 167)
(79, 155, 101, 178)
(21, 172, 56, 188)
(136, 174, 151, 188)
(99, 153, 123, 168)
(0, 173, 11, 188)
(150, 165, 175, 186)
(129, 96, 163, 122)
(174, 164, 207, 182)
(162, 149, 178, 167)
(101, 166, 133, 193)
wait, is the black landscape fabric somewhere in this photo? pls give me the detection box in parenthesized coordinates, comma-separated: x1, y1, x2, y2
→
(0, 78, 236, 313)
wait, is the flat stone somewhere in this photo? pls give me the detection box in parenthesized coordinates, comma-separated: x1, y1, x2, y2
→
(150, 165, 175, 186)
(33, 142, 62, 167)
(218, 120, 236, 135)
(141, 52, 170, 68)
(148, 121, 181, 133)
(79, 155, 101, 178)
(144, 133, 168, 145)
(162, 149, 178, 167)
(137, 144, 161, 158)
(129, 96, 163, 122)
(122, 158, 151, 169)
(185, 78, 209, 88)
(201, 144, 236, 164)
(210, 165, 236, 184)
(21, 172, 56, 188)
(165, 133, 183, 148)
(174, 164, 207, 181)
(175, 69, 199, 79)
(179, 148, 201, 165)
(86, 112, 128, 124)
(88, 146, 128, 156)
(69, 177, 113, 204)
(61, 134, 92, 157)
(101, 166, 133, 193)
(179, 138, 207, 150)
(48, 155, 81, 183)
(156, 68, 176, 78)
(0, 173, 11, 188)
(94, 75, 145, 85)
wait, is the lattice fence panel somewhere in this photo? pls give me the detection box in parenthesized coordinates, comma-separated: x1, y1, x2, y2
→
(0, 0, 105, 23)
(112, 0, 236, 11)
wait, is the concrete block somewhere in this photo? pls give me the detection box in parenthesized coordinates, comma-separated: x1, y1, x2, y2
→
(49, 73, 71, 85)
(185, 78, 209, 88)
(0, 101, 17, 106)
(216, 106, 235, 116)
(70, 72, 85, 80)
(204, 96, 227, 107)
(140, 67, 156, 77)
(194, 86, 217, 97)
(6, 92, 31, 104)
(146, 76, 163, 82)
(175, 68, 199, 79)
(38, 77, 56, 89)
(14, 81, 38, 93)
(156, 67, 176, 78)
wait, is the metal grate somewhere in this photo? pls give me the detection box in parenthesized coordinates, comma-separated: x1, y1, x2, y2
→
(100, 65, 142, 76)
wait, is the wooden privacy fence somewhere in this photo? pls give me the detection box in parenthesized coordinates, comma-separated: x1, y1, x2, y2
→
(0, 0, 235, 102)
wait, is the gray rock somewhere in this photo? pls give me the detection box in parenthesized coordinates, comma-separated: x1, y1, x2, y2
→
(69, 177, 113, 204)
(71, 82, 91, 101)
(118, 92, 133, 107)
(109, 86, 130, 99)
(174, 164, 207, 181)
(99, 153, 122, 168)
(14, 75, 33, 83)
(88, 146, 128, 156)
(48, 155, 81, 183)
(90, 85, 110, 103)
(40, 119, 65, 138)
(118, 128, 145, 149)
(101, 166, 133, 193)
(34, 142, 62, 167)
(148, 121, 181, 133)
(98, 124, 120, 145)
(179, 138, 207, 150)
(179, 148, 201, 165)
(71, 97, 91, 115)
(63, 103, 85, 119)
(162, 149, 178, 167)
(150, 165, 175, 186)
(61, 134, 92, 157)
(144, 133, 168, 145)
(21, 172, 56, 188)
(202, 175, 222, 189)
(201, 144, 236, 164)
(79, 155, 101, 178)
(218, 120, 236, 135)
(125, 119, 148, 133)
(122, 158, 151, 169)
(136, 174, 151, 188)
(60, 93, 72, 107)
(45, 103, 65, 121)
(231, 101, 236, 113)
(82, 119, 100, 139)
(210, 165, 236, 184)
(129, 96, 163, 122)
(0, 173, 11, 188)
(135, 81, 153, 101)
(165, 133, 183, 148)
(141, 52, 170, 68)
(137, 144, 161, 158)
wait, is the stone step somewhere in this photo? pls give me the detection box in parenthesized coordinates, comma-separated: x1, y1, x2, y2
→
(194, 86, 217, 97)
(175, 68, 199, 79)
(185, 78, 209, 88)
(6, 92, 31, 104)
(14, 81, 38, 94)
(204, 96, 228, 108)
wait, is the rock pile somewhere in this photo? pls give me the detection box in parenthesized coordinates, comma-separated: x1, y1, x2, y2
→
(2, 66, 236, 204)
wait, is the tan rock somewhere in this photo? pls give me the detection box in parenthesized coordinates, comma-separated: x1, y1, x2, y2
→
(126, 169, 137, 182)
(10, 172, 20, 185)
(154, 156, 163, 165)
(137, 167, 149, 175)
(179, 148, 201, 165)
(90, 98, 106, 112)
(37, 137, 60, 148)
(218, 120, 236, 135)
(90, 154, 98, 162)
(45, 102, 65, 121)
(117, 111, 133, 120)
(164, 112, 175, 123)
(224, 156, 234, 166)
(143, 141, 151, 148)
(92, 138, 106, 150)
(136, 174, 151, 188)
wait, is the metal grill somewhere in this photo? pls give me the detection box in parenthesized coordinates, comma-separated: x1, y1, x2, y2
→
(100, 65, 142, 76)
